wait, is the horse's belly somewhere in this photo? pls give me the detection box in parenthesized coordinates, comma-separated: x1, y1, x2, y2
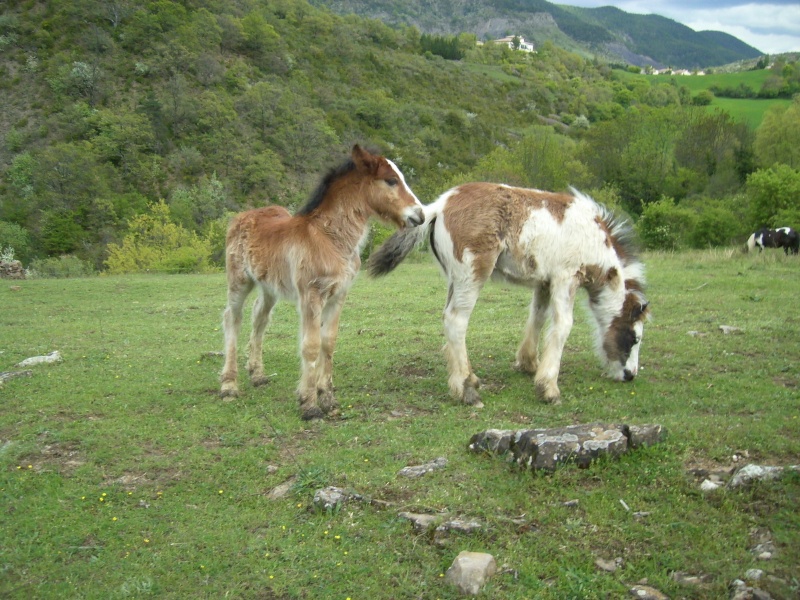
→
(492, 250, 538, 286)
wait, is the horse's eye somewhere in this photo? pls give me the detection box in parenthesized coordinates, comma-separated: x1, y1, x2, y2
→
(385, 178, 398, 187)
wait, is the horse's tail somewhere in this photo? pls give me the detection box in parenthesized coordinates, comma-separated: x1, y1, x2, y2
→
(746, 233, 756, 252)
(368, 201, 442, 276)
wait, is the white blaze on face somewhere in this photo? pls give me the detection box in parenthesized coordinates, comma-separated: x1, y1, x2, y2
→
(624, 320, 644, 378)
(386, 158, 424, 226)
(605, 320, 644, 381)
(386, 159, 422, 206)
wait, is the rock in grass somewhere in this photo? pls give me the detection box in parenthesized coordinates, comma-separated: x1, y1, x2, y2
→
(728, 463, 799, 488)
(398, 456, 448, 478)
(16, 350, 62, 367)
(468, 423, 666, 473)
(444, 551, 496, 596)
(629, 584, 669, 599)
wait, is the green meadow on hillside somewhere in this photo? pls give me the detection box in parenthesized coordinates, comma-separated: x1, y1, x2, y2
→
(618, 69, 789, 127)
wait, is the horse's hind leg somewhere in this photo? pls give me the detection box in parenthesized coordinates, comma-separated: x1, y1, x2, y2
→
(246, 288, 277, 387)
(297, 291, 325, 420)
(220, 278, 254, 398)
(443, 280, 483, 407)
(316, 292, 347, 415)
(515, 282, 550, 374)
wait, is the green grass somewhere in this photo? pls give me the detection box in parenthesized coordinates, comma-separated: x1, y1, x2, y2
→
(617, 69, 790, 127)
(1, 250, 799, 599)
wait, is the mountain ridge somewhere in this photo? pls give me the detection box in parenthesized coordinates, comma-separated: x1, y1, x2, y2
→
(308, 0, 763, 69)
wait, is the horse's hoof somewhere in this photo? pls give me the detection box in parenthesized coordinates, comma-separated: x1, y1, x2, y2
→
(513, 359, 537, 374)
(251, 375, 271, 387)
(462, 386, 484, 408)
(300, 404, 325, 421)
(318, 390, 339, 414)
(535, 382, 561, 405)
(220, 387, 240, 400)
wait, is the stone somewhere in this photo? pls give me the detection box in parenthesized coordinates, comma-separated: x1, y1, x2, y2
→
(438, 518, 483, 534)
(16, 350, 62, 367)
(444, 551, 497, 596)
(0, 259, 25, 279)
(468, 423, 665, 472)
(0, 370, 33, 383)
(700, 479, 721, 492)
(595, 557, 618, 572)
(719, 325, 743, 334)
(312, 486, 364, 510)
(266, 477, 295, 500)
(627, 424, 667, 448)
(728, 463, 799, 488)
(629, 584, 669, 599)
(398, 512, 441, 531)
(744, 569, 764, 581)
(398, 456, 448, 478)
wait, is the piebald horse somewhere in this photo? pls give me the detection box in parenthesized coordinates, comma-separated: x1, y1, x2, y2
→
(369, 183, 649, 406)
(221, 145, 423, 419)
(746, 227, 799, 255)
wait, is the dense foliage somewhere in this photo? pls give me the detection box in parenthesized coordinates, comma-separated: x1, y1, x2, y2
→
(0, 0, 799, 273)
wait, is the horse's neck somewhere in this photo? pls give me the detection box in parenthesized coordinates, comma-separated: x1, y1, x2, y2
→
(587, 279, 626, 332)
(308, 201, 371, 255)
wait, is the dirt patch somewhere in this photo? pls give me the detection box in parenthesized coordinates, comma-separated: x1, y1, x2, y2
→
(773, 376, 797, 389)
(18, 441, 85, 476)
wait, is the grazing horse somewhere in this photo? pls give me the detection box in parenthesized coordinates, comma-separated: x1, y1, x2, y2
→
(221, 145, 424, 420)
(746, 227, 799, 255)
(369, 183, 649, 406)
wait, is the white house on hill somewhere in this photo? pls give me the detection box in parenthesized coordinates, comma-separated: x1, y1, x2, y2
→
(494, 36, 536, 52)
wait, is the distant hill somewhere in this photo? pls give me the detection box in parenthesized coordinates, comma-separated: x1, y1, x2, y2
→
(309, 0, 763, 69)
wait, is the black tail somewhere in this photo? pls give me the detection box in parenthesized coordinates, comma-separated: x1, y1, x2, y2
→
(367, 219, 431, 277)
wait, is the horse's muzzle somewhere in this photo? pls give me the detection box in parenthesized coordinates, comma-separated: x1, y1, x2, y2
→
(623, 369, 635, 382)
(406, 207, 425, 227)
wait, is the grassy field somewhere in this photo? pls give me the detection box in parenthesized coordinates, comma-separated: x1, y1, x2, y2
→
(618, 69, 790, 128)
(1, 250, 799, 599)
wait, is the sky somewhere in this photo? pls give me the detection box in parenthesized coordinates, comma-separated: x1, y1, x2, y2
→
(559, 1, 800, 55)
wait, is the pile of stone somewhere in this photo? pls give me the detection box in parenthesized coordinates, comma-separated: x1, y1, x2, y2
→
(468, 423, 666, 472)
(0, 259, 25, 279)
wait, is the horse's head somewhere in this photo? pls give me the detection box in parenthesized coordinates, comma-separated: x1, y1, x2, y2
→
(351, 145, 424, 228)
(601, 290, 649, 383)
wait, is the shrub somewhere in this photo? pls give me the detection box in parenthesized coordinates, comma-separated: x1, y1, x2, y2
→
(105, 201, 212, 274)
(689, 205, 743, 248)
(28, 255, 95, 278)
(0, 221, 32, 264)
(636, 197, 697, 250)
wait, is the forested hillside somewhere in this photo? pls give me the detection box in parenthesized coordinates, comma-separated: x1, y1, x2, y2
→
(311, 0, 763, 69)
(0, 0, 798, 274)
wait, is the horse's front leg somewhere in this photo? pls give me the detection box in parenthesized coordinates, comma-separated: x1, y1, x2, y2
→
(534, 277, 578, 404)
(515, 282, 550, 374)
(443, 281, 483, 407)
(297, 292, 324, 420)
(316, 291, 347, 415)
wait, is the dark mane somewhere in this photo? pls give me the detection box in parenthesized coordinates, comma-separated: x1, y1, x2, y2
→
(598, 204, 640, 267)
(295, 159, 356, 216)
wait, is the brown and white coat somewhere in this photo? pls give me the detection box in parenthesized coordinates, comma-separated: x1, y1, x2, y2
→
(369, 182, 649, 405)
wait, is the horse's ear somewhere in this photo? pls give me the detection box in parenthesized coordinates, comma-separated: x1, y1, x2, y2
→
(632, 301, 649, 320)
(351, 144, 377, 173)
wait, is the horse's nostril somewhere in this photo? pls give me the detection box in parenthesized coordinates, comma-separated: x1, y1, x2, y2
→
(408, 209, 424, 227)
(623, 369, 634, 382)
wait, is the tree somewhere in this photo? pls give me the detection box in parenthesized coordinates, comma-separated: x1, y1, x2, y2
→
(746, 164, 800, 228)
(754, 96, 800, 169)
